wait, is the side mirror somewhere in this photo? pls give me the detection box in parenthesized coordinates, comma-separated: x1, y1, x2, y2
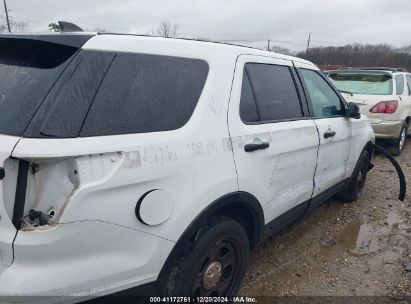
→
(347, 102, 361, 119)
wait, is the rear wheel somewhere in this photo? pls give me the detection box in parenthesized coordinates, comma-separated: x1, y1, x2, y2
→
(164, 216, 249, 297)
(336, 150, 370, 203)
(388, 122, 407, 156)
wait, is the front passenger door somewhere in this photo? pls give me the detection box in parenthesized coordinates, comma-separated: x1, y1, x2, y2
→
(297, 67, 351, 198)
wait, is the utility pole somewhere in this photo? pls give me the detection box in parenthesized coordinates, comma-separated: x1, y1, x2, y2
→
(267, 39, 271, 51)
(306, 32, 311, 54)
(3, 0, 11, 32)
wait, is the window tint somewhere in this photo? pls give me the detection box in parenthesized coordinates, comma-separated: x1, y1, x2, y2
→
(301, 69, 343, 118)
(245, 63, 302, 121)
(407, 75, 411, 96)
(396, 75, 404, 95)
(80, 53, 209, 137)
(0, 38, 77, 136)
(26, 51, 115, 138)
(239, 70, 259, 122)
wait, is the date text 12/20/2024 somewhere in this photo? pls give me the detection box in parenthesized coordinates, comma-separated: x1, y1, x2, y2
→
(149, 297, 258, 303)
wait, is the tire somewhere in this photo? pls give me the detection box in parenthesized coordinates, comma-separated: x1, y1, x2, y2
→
(388, 122, 407, 156)
(164, 216, 249, 297)
(336, 150, 370, 203)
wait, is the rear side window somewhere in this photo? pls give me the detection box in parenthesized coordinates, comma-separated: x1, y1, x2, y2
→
(300, 69, 343, 118)
(395, 75, 404, 95)
(239, 71, 259, 122)
(0, 38, 77, 136)
(25, 51, 115, 138)
(80, 53, 208, 137)
(243, 63, 302, 122)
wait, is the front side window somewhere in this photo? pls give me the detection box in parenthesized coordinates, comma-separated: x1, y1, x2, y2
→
(243, 63, 302, 122)
(395, 75, 404, 95)
(301, 69, 343, 118)
(329, 73, 393, 95)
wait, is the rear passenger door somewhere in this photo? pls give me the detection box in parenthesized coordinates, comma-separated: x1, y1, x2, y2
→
(228, 55, 319, 226)
(296, 64, 351, 198)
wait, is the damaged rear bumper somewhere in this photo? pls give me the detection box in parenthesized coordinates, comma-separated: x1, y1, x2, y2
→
(371, 120, 403, 139)
(0, 220, 174, 302)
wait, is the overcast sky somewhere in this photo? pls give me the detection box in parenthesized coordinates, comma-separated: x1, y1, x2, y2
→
(3, 0, 411, 52)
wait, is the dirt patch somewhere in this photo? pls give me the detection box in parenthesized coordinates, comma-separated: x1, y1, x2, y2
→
(241, 142, 411, 302)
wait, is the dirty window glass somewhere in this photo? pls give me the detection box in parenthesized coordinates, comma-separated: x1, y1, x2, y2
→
(240, 70, 259, 122)
(0, 38, 77, 136)
(80, 53, 209, 137)
(301, 69, 343, 118)
(245, 63, 302, 121)
(395, 75, 404, 95)
(25, 51, 116, 138)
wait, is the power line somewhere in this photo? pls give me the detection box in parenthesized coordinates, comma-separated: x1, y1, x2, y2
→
(306, 32, 311, 53)
(3, 0, 10, 32)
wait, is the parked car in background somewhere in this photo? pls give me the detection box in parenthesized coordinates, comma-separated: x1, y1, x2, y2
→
(0, 28, 374, 301)
(329, 67, 411, 155)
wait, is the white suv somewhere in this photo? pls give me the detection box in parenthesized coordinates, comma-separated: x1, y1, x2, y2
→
(0, 31, 374, 300)
(329, 68, 411, 155)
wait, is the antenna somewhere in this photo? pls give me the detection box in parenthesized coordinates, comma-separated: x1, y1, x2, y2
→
(58, 21, 84, 32)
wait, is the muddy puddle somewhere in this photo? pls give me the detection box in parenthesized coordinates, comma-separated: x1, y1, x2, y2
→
(321, 211, 410, 258)
(242, 202, 411, 296)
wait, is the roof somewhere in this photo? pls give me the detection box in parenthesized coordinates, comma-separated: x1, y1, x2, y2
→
(88, 33, 315, 66)
(0, 31, 315, 67)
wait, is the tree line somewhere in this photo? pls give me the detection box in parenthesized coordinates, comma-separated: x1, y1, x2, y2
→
(3, 15, 411, 71)
(296, 44, 411, 71)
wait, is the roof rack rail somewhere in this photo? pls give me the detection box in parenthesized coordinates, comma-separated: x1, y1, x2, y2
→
(58, 21, 84, 32)
(337, 67, 407, 72)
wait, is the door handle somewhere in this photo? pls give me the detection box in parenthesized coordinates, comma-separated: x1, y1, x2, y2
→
(244, 142, 270, 152)
(324, 131, 336, 139)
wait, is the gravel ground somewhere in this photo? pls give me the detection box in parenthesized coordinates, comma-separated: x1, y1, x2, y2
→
(240, 141, 411, 303)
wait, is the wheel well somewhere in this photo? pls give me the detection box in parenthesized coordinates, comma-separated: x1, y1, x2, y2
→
(215, 202, 259, 249)
(158, 192, 264, 281)
(406, 117, 410, 128)
(364, 141, 374, 160)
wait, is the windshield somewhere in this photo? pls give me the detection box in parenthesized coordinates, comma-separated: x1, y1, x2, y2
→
(329, 73, 393, 95)
(0, 38, 77, 136)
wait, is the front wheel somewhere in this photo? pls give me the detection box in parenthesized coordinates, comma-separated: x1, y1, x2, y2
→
(336, 150, 370, 203)
(164, 216, 249, 297)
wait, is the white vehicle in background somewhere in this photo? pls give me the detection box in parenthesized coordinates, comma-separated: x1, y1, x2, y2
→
(329, 67, 411, 155)
(0, 22, 374, 301)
